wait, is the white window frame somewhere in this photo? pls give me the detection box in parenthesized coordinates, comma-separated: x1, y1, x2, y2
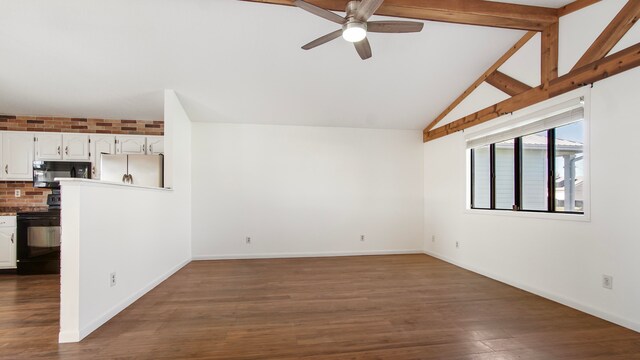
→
(464, 87, 591, 222)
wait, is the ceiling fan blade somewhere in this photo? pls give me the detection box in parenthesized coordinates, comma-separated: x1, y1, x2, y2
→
(354, 37, 372, 60)
(293, 0, 346, 24)
(355, 0, 384, 21)
(302, 29, 343, 50)
(367, 21, 424, 33)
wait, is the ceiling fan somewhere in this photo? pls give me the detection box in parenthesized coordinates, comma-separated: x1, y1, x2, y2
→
(293, 0, 424, 60)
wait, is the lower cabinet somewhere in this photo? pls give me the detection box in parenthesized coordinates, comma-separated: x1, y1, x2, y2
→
(0, 217, 16, 270)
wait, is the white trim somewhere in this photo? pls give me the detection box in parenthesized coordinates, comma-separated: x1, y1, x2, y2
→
(464, 208, 590, 222)
(423, 250, 640, 334)
(57, 178, 172, 192)
(193, 249, 423, 261)
(58, 258, 190, 343)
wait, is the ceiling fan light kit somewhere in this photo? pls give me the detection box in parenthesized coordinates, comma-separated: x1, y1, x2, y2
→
(342, 22, 367, 42)
(293, 0, 424, 60)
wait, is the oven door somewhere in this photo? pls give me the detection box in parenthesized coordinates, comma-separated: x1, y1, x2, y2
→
(17, 212, 61, 274)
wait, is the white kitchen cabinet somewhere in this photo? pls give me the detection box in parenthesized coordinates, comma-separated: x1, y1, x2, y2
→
(146, 136, 164, 155)
(0, 216, 17, 270)
(116, 136, 146, 155)
(63, 133, 90, 160)
(35, 133, 62, 160)
(2, 132, 35, 180)
(89, 135, 116, 179)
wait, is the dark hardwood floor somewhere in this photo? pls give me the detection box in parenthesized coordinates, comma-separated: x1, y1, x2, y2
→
(1, 254, 639, 359)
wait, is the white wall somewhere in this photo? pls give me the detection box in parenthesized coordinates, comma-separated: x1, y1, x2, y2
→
(58, 90, 192, 342)
(424, 0, 640, 332)
(191, 123, 424, 259)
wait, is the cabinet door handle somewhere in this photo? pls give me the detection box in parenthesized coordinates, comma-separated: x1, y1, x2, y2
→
(122, 174, 127, 183)
(11, 233, 14, 244)
(57, 146, 61, 155)
(4, 165, 7, 174)
(149, 144, 153, 154)
(92, 166, 96, 176)
(65, 146, 69, 156)
(129, 174, 133, 184)
(143, 144, 146, 153)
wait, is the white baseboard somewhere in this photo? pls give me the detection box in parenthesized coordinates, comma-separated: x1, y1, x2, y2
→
(58, 330, 81, 343)
(423, 250, 640, 334)
(59, 258, 191, 343)
(193, 249, 423, 261)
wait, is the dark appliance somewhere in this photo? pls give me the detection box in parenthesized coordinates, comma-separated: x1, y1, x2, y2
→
(16, 209, 61, 275)
(33, 161, 91, 189)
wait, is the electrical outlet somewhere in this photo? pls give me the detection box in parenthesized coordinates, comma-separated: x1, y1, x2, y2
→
(455, 241, 459, 248)
(602, 275, 613, 290)
(14, 189, 21, 198)
(432, 235, 435, 242)
(245, 237, 251, 244)
(360, 235, 365, 242)
(110, 272, 117, 287)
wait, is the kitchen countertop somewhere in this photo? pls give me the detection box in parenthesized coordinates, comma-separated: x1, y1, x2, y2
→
(0, 206, 49, 216)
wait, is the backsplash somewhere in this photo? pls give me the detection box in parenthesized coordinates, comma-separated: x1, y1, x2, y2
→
(0, 182, 50, 211)
(0, 114, 163, 212)
(0, 115, 163, 136)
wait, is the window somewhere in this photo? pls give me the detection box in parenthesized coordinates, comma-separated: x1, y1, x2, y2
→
(494, 140, 515, 210)
(471, 145, 491, 209)
(521, 131, 548, 211)
(468, 101, 585, 215)
(554, 121, 584, 212)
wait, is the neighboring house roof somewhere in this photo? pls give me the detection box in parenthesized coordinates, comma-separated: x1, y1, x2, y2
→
(495, 134, 583, 153)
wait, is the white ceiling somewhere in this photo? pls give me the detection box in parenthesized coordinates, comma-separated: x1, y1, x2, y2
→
(0, 1, 572, 129)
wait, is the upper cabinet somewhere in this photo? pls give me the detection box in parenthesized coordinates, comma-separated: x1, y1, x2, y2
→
(89, 135, 116, 179)
(0, 130, 162, 181)
(1, 132, 35, 180)
(35, 133, 90, 161)
(63, 134, 90, 160)
(146, 136, 164, 155)
(35, 133, 62, 160)
(116, 136, 146, 155)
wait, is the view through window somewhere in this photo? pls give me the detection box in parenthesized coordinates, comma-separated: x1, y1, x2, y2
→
(470, 117, 584, 214)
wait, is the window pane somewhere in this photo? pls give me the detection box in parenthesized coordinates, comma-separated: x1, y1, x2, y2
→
(472, 145, 490, 209)
(521, 131, 548, 211)
(555, 121, 584, 212)
(495, 140, 514, 210)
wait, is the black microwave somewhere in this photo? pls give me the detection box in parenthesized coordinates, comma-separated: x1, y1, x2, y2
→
(33, 161, 91, 188)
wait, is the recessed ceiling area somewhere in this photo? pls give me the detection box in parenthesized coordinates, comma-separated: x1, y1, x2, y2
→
(0, 1, 574, 129)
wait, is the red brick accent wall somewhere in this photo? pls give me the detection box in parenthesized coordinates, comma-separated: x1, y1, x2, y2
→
(0, 115, 163, 136)
(0, 114, 164, 212)
(0, 182, 50, 213)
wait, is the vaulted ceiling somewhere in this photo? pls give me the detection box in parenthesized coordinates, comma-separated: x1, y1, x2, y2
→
(0, 0, 576, 129)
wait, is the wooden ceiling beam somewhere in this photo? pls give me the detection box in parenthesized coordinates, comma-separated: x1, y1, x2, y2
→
(423, 42, 640, 142)
(541, 21, 559, 88)
(422, 31, 536, 133)
(557, 0, 601, 17)
(243, 0, 558, 31)
(485, 71, 532, 96)
(572, 0, 640, 70)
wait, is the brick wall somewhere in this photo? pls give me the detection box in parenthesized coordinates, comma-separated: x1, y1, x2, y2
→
(0, 115, 163, 136)
(0, 182, 50, 212)
(0, 114, 163, 211)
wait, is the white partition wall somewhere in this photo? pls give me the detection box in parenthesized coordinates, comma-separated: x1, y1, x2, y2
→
(58, 90, 192, 342)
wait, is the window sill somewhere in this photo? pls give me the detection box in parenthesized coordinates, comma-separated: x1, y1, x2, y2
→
(464, 208, 590, 222)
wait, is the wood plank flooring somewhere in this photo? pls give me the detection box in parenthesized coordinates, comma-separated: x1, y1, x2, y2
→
(1, 254, 639, 359)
